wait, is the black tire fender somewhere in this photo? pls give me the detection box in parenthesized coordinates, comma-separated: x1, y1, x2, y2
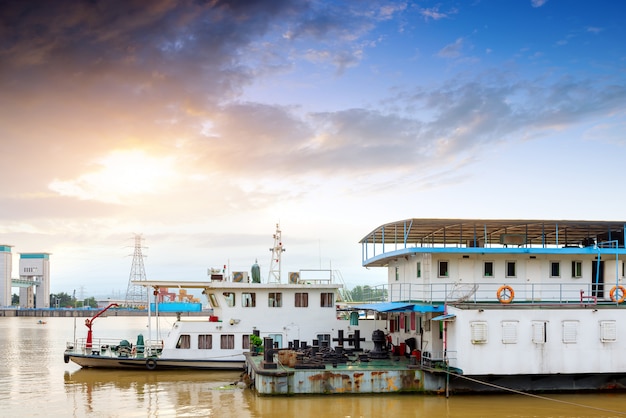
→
(146, 359, 157, 370)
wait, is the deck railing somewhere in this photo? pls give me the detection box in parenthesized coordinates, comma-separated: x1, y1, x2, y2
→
(365, 282, 622, 305)
(67, 337, 163, 357)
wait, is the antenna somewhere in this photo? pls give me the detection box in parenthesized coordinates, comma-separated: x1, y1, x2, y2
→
(446, 282, 478, 303)
(124, 234, 148, 307)
(268, 223, 285, 283)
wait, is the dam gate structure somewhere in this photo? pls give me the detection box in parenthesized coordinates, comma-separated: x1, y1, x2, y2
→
(0, 245, 51, 308)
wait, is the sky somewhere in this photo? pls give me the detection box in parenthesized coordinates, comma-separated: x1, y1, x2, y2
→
(1, 0, 626, 298)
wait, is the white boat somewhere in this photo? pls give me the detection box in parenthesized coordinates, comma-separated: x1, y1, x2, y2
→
(64, 226, 377, 371)
(358, 218, 626, 393)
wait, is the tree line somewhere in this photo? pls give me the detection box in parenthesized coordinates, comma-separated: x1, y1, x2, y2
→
(11, 285, 387, 307)
(12, 292, 98, 308)
(346, 285, 387, 302)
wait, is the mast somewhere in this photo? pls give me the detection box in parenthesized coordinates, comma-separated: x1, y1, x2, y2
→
(268, 223, 285, 283)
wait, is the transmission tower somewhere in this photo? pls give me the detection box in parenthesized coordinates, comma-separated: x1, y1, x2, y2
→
(125, 234, 148, 306)
(268, 223, 285, 283)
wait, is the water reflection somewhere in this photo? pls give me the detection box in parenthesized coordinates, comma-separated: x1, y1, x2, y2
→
(64, 369, 245, 417)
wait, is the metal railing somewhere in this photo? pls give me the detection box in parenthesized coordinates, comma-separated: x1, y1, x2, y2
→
(362, 281, 622, 305)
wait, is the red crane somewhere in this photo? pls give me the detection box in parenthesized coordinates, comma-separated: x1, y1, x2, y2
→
(85, 303, 119, 348)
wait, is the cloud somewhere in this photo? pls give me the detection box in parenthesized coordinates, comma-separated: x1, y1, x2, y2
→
(531, 0, 548, 7)
(586, 26, 603, 34)
(438, 38, 465, 58)
(420, 6, 457, 21)
(1, 1, 626, 229)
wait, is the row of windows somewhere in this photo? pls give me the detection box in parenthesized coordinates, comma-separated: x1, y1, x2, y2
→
(440, 260, 585, 278)
(403, 260, 589, 279)
(175, 333, 331, 350)
(470, 320, 617, 344)
(403, 260, 626, 280)
(176, 334, 251, 350)
(210, 292, 334, 308)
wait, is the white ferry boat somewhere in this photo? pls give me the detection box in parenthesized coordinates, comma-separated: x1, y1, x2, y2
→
(64, 226, 377, 371)
(358, 218, 626, 392)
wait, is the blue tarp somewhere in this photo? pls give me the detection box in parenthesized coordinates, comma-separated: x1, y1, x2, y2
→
(351, 302, 444, 313)
(150, 302, 202, 312)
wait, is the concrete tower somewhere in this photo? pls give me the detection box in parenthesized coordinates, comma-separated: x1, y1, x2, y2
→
(0, 245, 12, 307)
(19, 253, 50, 308)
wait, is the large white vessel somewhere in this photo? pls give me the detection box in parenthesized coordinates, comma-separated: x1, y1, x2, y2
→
(64, 226, 377, 371)
(358, 218, 626, 392)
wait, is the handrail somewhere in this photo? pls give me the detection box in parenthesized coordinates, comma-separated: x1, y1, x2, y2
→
(359, 282, 624, 305)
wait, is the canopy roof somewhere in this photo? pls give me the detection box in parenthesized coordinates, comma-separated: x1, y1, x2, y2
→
(359, 219, 625, 246)
(351, 302, 444, 313)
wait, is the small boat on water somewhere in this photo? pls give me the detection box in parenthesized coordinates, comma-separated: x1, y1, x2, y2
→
(64, 225, 377, 371)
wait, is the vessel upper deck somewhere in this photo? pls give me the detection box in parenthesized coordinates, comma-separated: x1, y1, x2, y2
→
(360, 219, 626, 266)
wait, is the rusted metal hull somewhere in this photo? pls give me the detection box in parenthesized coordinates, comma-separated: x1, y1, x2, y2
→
(245, 353, 445, 395)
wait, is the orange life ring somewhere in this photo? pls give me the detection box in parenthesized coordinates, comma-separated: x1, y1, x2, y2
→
(610, 286, 626, 303)
(496, 285, 515, 304)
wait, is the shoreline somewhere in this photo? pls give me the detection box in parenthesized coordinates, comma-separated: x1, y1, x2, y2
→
(0, 308, 209, 318)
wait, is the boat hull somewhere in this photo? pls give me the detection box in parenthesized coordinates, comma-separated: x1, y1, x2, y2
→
(65, 353, 244, 371)
(447, 373, 626, 393)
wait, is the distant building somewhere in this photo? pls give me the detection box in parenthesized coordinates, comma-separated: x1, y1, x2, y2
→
(0, 245, 51, 308)
(0, 245, 12, 307)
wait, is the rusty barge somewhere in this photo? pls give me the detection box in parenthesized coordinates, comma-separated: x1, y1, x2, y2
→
(244, 331, 451, 395)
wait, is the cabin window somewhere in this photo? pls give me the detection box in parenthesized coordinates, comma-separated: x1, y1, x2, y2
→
(438, 261, 449, 277)
(501, 321, 518, 344)
(416, 262, 421, 278)
(268, 292, 282, 307)
(320, 292, 334, 307)
(532, 321, 547, 344)
(269, 334, 283, 348)
(562, 320, 578, 344)
(317, 334, 331, 347)
(208, 293, 219, 308)
(550, 261, 560, 278)
(483, 261, 494, 277)
(242, 292, 256, 307)
(410, 312, 416, 331)
(221, 334, 235, 349)
(470, 321, 488, 344)
(505, 261, 516, 278)
(242, 335, 250, 349)
(295, 292, 309, 307)
(395, 266, 399, 281)
(223, 292, 235, 307)
(176, 334, 191, 349)
(198, 334, 212, 349)
(571, 261, 583, 278)
(600, 321, 617, 342)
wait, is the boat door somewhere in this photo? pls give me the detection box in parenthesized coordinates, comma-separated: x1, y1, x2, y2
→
(592, 260, 604, 298)
(525, 258, 541, 301)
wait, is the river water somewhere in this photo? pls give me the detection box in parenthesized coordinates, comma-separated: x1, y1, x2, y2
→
(1, 316, 626, 417)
